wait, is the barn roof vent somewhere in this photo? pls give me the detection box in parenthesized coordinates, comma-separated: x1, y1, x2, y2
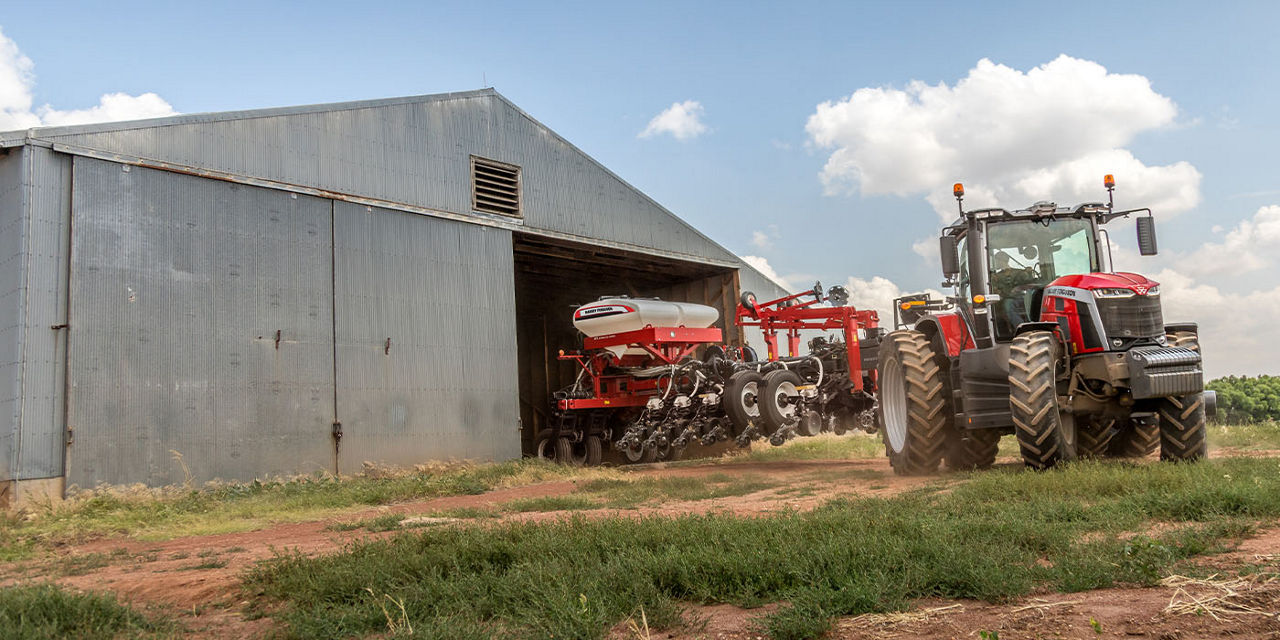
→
(471, 156, 521, 217)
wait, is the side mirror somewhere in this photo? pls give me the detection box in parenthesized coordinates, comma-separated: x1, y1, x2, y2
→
(1136, 216, 1158, 256)
(939, 236, 961, 277)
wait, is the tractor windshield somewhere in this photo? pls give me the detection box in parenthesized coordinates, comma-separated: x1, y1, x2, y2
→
(986, 217, 1098, 338)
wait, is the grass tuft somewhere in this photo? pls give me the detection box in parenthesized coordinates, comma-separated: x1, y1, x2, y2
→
(0, 583, 171, 639)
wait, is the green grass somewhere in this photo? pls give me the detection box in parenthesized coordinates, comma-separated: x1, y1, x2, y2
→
(0, 459, 604, 552)
(577, 473, 777, 508)
(732, 433, 884, 462)
(0, 583, 173, 639)
(1208, 420, 1280, 450)
(502, 495, 601, 513)
(245, 457, 1280, 640)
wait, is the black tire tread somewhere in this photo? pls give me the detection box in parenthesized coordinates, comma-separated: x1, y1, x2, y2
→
(947, 428, 1000, 470)
(878, 331, 952, 475)
(1077, 419, 1116, 459)
(1158, 331, 1207, 462)
(1009, 331, 1071, 470)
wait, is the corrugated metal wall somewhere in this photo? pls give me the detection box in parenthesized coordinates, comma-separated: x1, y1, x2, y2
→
(0, 148, 25, 482)
(36, 91, 740, 265)
(333, 202, 519, 472)
(68, 158, 337, 487)
(17, 147, 73, 480)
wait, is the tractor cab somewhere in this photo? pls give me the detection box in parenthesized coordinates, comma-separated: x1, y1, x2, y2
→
(934, 178, 1159, 353)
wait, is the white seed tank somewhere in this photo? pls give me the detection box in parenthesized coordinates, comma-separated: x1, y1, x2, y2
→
(573, 298, 720, 359)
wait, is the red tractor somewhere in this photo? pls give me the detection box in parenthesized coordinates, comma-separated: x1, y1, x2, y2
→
(878, 176, 1215, 473)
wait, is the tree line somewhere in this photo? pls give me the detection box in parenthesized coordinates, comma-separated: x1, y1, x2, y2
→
(1207, 375, 1280, 423)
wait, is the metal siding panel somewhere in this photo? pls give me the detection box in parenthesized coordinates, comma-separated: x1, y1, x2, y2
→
(40, 94, 740, 265)
(17, 147, 72, 479)
(68, 158, 335, 487)
(0, 148, 26, 482)
(334, 202, 519, 472)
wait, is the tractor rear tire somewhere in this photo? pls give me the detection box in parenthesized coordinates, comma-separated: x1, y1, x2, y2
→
(760, 369, 803, 435)
(725, 370, 764, 436)
(583, 435, 603, 466)
(1158, 331, 1208, 462)
(1106, 421, 1158, 458)
(1077, 418, 1117, 459)
(1010, 331, 1077, 470)
(947, 429, 1000, 471)
(877, 330, 952, 475)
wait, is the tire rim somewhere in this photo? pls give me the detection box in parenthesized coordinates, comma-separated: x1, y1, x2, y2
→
(773, 381, 799, 420)
(739, 381, 761, 419)
(882, 357, 907, 453)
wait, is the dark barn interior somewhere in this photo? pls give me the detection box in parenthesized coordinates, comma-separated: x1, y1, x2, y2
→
(513, 234, 740, 454)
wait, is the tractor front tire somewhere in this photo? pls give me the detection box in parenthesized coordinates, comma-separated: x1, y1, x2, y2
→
(1158, 331, 1208, 462)
(1106, 421, 1159, 458)
(946, 429, 1000, 471)
(1009, 331, 1076, 470)
(877, 330, 952, 475)
(1077, 418, 1117, 459)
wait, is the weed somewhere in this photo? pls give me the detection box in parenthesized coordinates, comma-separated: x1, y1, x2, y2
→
(579, 474, 776, 508)
(0, 583, 172, 639)
(178, 559, 228, 571)
(732, 433, 883, 462)
(58, 553, 112, 577)
(503, 495, 599, 513)
(432, 507, 499, 519)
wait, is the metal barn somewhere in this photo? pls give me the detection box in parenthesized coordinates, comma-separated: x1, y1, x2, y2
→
(0, 89, 786, 504)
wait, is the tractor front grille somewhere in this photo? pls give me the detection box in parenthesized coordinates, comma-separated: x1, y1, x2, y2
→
(1097, 295, 1164, 340)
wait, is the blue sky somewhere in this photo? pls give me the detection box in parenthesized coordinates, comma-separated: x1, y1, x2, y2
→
(2, 1, 1278, 375)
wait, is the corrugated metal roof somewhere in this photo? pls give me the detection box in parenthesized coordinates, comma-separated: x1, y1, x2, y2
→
(3, 89, 748, 271)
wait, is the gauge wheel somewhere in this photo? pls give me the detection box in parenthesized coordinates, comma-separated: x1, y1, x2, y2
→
(760, 369, 803, 435)
(725, 370, 764, 436)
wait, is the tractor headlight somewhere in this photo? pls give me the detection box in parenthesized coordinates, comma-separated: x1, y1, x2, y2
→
(1144, 285, 1160, 296)
(1093, 288, 1135, 299)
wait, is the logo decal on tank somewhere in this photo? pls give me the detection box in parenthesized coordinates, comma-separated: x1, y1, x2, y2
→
(574, 304, 635, 320)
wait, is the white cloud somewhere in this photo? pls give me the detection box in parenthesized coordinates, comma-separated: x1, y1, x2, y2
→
(38, 92, 176, 127)
(843, 275, 943, 326)
(1150, 267, 1280, 378)
(740, 255, 792, 290)
(912, 237, 938, 265)
(1181, 205, 1280, 277)
(639, 100, 708, 141)
(0, 28, 176, 132)
(750, 230, 772, 250)
(807, 55, 1199, 219)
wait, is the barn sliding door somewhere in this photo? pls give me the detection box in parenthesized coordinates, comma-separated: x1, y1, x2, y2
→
(67, 158, 337, 487)
(332, 201, 519, 473)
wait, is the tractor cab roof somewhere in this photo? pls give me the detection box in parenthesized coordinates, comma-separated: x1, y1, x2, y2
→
(943, 201, 1140, 235)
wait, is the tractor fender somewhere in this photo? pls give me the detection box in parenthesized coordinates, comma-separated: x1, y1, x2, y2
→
(1013, 321, 1062, 339)
(913, 313, 972, 358)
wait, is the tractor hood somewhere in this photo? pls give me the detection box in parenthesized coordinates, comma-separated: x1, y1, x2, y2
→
(1048, 272, 1160, 295)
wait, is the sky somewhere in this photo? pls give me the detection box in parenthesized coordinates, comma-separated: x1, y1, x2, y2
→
(1, 1, 1278, 377)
